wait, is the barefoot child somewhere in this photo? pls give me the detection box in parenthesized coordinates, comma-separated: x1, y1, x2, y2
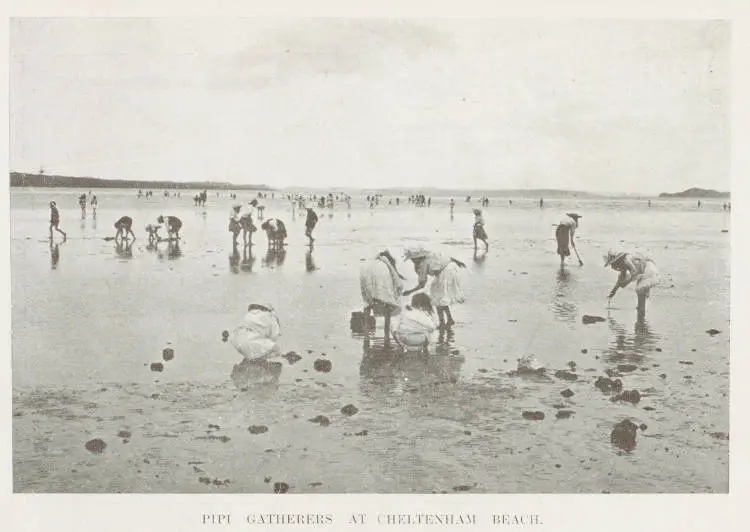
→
(393, 293, 438, 351)
(472, 208, 489, 250)
(49, 201, 67, 240)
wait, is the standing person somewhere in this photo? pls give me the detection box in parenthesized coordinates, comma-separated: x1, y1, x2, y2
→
(114, 216, 136, 241)
(403, 246, 466, 330)
(539, 197, 544, 209)
(156, 215, 183, 240)
(472, 208, 489, 251)
(49, 201, 67, 240)
(305, 206, 318, 245)
(91, 195, 98, 218)
(604, 250, 661, 321)
(78, 194, 87, 218)
(555, 212, 583, 267)
(449, 198, 455, 217)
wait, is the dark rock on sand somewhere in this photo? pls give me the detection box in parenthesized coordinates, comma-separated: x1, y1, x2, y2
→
(655, 347, 662, 352)
(478, 368, 488, 373)
(273, 482, 289, 494)
(612, 390, 641, 404)
(582, 315, 606, 325)
(659, 373, 667, 379)
(264, 476, 272, 483)
(117, 430, 132, 439)
(85, 438, 107, 454)
(709, 431, 729, 441)
(355, 430, 369, 436)
(560, 389, 575, 398)
(639, 424, 648, 431)
(643, 406, 656, 411)
(595, 377, 623, 393)
(282, 351, 302, 364)
(221, 330, 229, 342)
(452, 483, 477, 492)
(308, 415, 331, 427)
(341, 404, 359, 416)
(314, 359, 332, 373)
(567, 361, 577, 369)
(162, 348, 175, 361)
(309, 482, 323, 487)
(679, 361, 694, 365)
(248, 425, 269, 435)
(208, 424, 220, 431)
(611, 419, 639, 452)
(554, 370, 578, 382)
(150, 363, 164, 372)
(706, 329, 721, 336)
(617, 364, 638, 373)
(581, 348, 588, 354)
(556, 410, 575, 419)
(199, 476, 211, 485)
(522, 411, 545, 421)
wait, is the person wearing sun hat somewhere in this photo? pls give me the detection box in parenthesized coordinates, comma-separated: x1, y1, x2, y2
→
(604, 250, 661, 320)
(403, 245, 467, 330)
(224, 302, 281, 362)
(304, 204, 319, 245)
(472, 208, 489, 251)
(555, 212, 583, 268)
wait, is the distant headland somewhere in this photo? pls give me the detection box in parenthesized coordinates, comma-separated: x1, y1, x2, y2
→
(9, 172, 273, 191)
(659, 187, 730, 198)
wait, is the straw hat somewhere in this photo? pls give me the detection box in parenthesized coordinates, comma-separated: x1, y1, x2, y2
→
(248, 303, 275, 313)
(603, 250, 627, 268)
(403, 245, 430, 261)
(566, 212, 582, 221)
(473, 208, 482, 214)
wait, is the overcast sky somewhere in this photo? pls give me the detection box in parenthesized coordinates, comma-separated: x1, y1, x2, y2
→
(10, 18, 729, 194)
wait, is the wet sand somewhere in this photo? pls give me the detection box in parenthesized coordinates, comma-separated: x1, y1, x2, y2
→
(11, 188, 730, 493)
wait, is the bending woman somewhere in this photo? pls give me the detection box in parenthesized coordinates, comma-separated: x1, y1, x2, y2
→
(403, 246, 466, 330)
(360, 250, 406, 339)
(556, 212, 583, 267)
(604, 250, 661, 320)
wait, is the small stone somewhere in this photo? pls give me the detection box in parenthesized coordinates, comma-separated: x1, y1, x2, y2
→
(639, 424, 648, 431)
(452, 484, 475, 492)
(556, 410, 575, 419)
(208, 424, 220, 430)
(84, 438, 107, 454)
(522, 411, 545, 421)
(679, 361, 694, 365)
(273, 482, 289, 494)
(617, 364, 638, 373)
(199, 476, 211, 485)
(282, 351, 302, 364)
(567, 361, 577, 369)
(309, 482, 323, 487)
(354, 430, 368, 436)
(560, 389, 574, 398)
(117, 430, 132, 439)
(150, 363, 164, 372)
(478, 368, 488, 373)
(581, 348, 588, 354)
(709, 431, 729, 441)
(122, 439, 130, 444)
(248, 425, 269, 435)
(611, 419, 638, 452)
(643, 406, 656, 411)
(555, 464, 561, 468)
(308, 415, 330, 427)
(463, 430, 472, 435)
(162, 348, 175, 361)
(151, 393, 160, 399)
(706, 329, 721, 336)
(341, 404, 359, 416)
(655, 347, 662, 352)
(659, 373, 667, 379)
(595, 377, 623, 393)
(613, 390, 641, 404)
(554, 370, 578, 381)
(221, 330, 229, 342)
(264, 476, 272, 483)
(582, 315, 606, 325)
(313, 359, 332, 373)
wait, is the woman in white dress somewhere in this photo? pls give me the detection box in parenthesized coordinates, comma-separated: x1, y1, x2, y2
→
(403, 246, 466, 330)
(359, 250, 406, 340)
(393, 293, 438, 351)
(604, 250, 661, 320)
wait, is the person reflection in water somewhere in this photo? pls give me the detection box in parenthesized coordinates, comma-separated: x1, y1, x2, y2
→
(115, 238, 134, 259)
(305, 249, 317, 272)
(229, 243, 241, 274)
(605, 316, 660, 362)
(240, 245, 255, 273)
(50, 241, 61, 270)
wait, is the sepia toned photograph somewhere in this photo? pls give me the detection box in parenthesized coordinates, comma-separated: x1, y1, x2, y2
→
(10, 17, 730, 495)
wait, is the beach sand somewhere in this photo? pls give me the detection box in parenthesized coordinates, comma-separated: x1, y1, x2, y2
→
(11, 188, 730, 493)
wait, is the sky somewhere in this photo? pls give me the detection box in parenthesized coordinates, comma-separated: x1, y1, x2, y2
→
(9, 18, 730, 194)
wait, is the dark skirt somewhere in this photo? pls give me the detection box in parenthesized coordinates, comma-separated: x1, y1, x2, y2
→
(473, 223, 488, 240)
(556, 224, 570, 257)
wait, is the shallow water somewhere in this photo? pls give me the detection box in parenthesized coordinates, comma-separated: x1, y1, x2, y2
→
(11, 188, 730, 493)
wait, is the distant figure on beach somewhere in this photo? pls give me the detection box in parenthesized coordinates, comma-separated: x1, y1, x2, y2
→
(403, 246, 466, 330)
(91, 195, 98, 217)
(648, 200, 652, 208)
(49, 201, 67, 240)
(225, 303, 281, 362)
(449, 198, 455, 217)
(359, 250, 406, 341)
(156, 215, 182, 240)
(305, 206, 318, 245)
(261, 218, 287, 249)
(556, 213, 583, 268)
(78, 194, 87, 218)
(697, 200, 701, 208)
(392, 293, 437, 352)
(604, 250, 661, 321)
(114, 216, 136, 241)
(539, 197, 544, 208)
(472, 208, 489, 251)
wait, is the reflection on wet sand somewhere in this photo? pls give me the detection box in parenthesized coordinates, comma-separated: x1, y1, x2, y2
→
(263, 247, 287, 269)
(550, 268, 577, 323)
(229, 245, 240, 274)
(240, 245, 255, 273)
(230, 358, 282, 390)
(603, 316, 661, 363)
(305, 249, 317, 272)
(115, 240, 134, 259)
(50, 242, 60, 270)
(472, 249, 487, 268)
(358, 334, 464, 398)
(157, 240, 182, 261)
